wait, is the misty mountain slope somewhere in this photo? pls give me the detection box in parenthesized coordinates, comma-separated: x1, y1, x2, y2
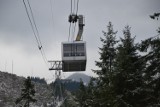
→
(0, 71, 24, 105)
(0, 71, 83, 107)
(33, 82, 53, 106)
(0, 71, 53, 107)
(67, 73, 91, 84)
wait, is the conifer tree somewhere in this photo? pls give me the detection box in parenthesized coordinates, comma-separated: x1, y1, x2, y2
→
(85, 77, 99, 107)
(113, 26, 145, 106)
(93, 22, 118, 106)
(76, 79, 88, 107)
(16, 76, 36, 107)
(139, 28, 160, 106)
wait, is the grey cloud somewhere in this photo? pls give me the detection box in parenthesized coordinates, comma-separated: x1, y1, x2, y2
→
(0, 0, 159, 78)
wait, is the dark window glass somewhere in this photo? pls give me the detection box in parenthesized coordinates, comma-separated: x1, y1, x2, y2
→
(63, 44, 72, 51)
(77, 43, 84, 52)
(63, 43, 85, 57)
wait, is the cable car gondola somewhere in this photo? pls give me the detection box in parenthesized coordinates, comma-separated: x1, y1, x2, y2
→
(62, 14, 86, 72)
(62, 41, 86, 72)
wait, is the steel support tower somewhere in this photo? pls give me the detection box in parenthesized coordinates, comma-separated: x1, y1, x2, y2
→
(48, 60, 65, 107)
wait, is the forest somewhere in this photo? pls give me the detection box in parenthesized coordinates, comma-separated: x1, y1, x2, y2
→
(75, 20, 160, 107)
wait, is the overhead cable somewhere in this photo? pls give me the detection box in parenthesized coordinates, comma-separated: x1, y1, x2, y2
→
(72, 23, 77, 41)
(68, 0, 80, 41)
(26, 0, 42, 46)
(68, 23, 71, 41)
(50, 0, 55, 32)
(23, 0, 40, 47)
(71, 0, 72, 14)
(22, 0, 49, 68)
(73, 0, 76, 14)
(76, 0, 79, 15)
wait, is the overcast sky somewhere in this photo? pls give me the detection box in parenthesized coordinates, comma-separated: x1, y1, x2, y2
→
(0, 0, 160, 82)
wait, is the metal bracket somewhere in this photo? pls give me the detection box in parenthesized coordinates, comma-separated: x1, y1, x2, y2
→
(48, 60, 63, 70)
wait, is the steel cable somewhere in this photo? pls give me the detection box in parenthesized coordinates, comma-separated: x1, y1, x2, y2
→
(27, 0, 42, 46)
(23, 0, 40, 47)
(23, 0, 49, 68)
(76, 0, 79, 15)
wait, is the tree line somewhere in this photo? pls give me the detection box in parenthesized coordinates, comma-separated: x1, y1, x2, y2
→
(76, 22, 160, 107)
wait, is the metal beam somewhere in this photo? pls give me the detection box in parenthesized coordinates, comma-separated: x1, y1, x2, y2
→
(48, 60, 63, 70)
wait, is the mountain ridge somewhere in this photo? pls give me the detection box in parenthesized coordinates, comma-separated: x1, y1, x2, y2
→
(66, 73, 91, 84)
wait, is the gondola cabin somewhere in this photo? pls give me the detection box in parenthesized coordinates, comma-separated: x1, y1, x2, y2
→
(62, 41, 86, 72)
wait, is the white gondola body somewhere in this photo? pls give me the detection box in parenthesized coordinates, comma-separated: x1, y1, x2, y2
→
(62, 41, 87, 72)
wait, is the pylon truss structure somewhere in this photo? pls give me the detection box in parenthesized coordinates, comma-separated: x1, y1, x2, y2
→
(48, 60, 63, 71)
(48, 60, 65, 107)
